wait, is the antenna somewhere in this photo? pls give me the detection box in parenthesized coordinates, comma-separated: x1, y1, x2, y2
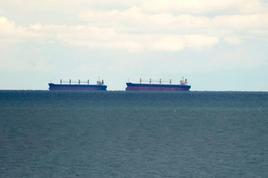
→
(78, 79, 80, 85)
(159, 79, 162, 84)
(60, 79, 62, 84)
(140, 78, 142, 84)
(69, 79, 71, 85)
(149, 78, 152, 84)
(87, 80, 89, 85)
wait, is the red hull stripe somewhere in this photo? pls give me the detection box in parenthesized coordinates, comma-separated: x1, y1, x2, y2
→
(126, 86, 189, 91)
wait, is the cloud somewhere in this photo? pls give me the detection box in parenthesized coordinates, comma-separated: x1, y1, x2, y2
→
(140, 0, 266, 14)
(79, 8, 268, 47)
(0, 16, 219, 52)
(2, 0, 266, 14)
(79, 8, 268, 33)
(0, 0, 268, 52)
(212, 13, 268, 31)
(0, 17, 24, 42)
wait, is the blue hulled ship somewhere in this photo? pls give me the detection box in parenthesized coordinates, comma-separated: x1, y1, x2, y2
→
(48, 79, 107, 91)
(126, 78, 191, 91)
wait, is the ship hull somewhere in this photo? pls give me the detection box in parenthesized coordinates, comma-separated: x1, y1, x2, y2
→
(48, 83, 107, 91)
(126, 83, 191, 91)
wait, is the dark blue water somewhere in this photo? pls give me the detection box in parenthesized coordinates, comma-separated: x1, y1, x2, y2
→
(0, 91, 267, 178)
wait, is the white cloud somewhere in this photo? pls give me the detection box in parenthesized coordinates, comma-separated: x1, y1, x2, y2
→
(79, 8, 268, 49)
(37, 25, 219, 52)
(2, 0, 266, 14)
(0, 16, 220, 52)
(0, 17, 24, 42)
(0, 0, 268, 52)
(79, 8, 268, 33)
(140, 0, 266, 14)
(212, 13, 268, 31)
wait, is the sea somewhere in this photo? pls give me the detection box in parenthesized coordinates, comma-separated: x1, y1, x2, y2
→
(0, 91, 267, 178)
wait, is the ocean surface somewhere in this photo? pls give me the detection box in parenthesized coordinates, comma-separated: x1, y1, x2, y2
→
(0, 91, 267, 178)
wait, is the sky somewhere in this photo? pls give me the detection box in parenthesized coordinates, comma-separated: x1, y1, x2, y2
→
(0, 0, 268, 91)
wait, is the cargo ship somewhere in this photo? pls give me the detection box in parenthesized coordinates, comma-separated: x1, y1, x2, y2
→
(48, 79, 107, 91)
(126, 78, 191, 91)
